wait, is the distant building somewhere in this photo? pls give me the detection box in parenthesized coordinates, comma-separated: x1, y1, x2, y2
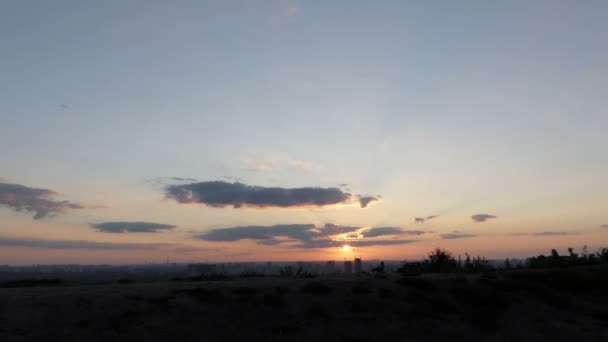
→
(354, 257, 362, 273)
(188, 263, 218, 275)
(344, 260, 352, 273)
(325, 260, 336, 274)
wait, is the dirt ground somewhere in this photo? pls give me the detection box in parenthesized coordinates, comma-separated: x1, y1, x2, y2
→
(1, 271, 607, 342)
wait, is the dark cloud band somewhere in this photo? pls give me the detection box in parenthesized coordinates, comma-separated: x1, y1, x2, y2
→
(196, 223, 416, 249)
(90, 221, 176, 233)
(0, 182, 84, 219)
(533, 231, 573, 236)
(0, 237, 171, 250)
(165, 181, 380, 209)
(415, 215, 438, 224)
(471, 214, 497, 222)
(440, 233, 477, 239)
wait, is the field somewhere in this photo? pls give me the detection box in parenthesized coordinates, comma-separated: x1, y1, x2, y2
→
(1, 269, 607, 341)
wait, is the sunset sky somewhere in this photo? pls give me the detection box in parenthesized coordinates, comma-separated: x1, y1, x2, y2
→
(1, 1, 607, 264)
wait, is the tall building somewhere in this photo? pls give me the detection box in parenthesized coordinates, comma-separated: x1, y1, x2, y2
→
(354, 257, 362, 273)
(344, 260, 352, 273)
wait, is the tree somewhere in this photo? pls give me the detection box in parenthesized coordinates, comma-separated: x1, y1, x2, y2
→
(425, 248, 457, 273)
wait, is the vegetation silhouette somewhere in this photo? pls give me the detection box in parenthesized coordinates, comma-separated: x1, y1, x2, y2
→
(396, 246, 608, 275)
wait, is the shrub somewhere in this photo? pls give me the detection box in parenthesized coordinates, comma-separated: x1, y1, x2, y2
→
(426, 248, 458, 273)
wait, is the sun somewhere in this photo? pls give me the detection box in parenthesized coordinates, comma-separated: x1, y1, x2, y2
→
(342, 245, 351, 252)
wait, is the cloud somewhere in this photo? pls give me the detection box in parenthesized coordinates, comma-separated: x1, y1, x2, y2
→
(357, 195, 381, 208)
(91, 221, 177, 233)
(348, 239, 416, 247)
(297, 238, 417, 249)
(533, 231, 574, 236)
(239, 155, 276, 172)
(415, 215, 439, 224)
(0, 182, 84, 219)
(440, 233, 477, 239)
(601, 224, 608, 229)
(270, 2, 300, 24)
(362, 227, 403, 237)
(196, 223, 415, 249)
(471, 214, 497, 223)
(401, 230, 429, 236)
(165, 181, 380, 209)
(170, 177, 198, 182)
(0, 237, 171, 250)
(198, 224, 317, 242)
(288, 159, 322, 170)
(362, 227, 427, 238)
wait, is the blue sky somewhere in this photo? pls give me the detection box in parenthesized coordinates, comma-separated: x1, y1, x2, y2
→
(1, 1, 607, 264)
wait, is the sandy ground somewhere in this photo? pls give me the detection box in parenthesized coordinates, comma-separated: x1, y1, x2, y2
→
(1, 272, 607, 341)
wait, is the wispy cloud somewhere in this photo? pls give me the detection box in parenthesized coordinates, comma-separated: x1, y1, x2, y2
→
(601, 224, 608, 229)
(287, 159, 322, 170)
(415, 215, 438, 224)
(0, 236, 172, 250)
(144, 177, 199, 187)
(165, 181, 381, 209)
(471, 214, 497, 223)
(362, 227, 428, 237)
(440, 233, 477, 239)
(362, 227, 402, 238)
(533, 231, 575, 236)
(270, 2, 300, 24)
(239, 155, 276, 172)
(0, 182, 84, 219)
(512, 231, 576, 236)
(90, 221, 176, 233)
(195, 223, 415, 249)
(298, 238, 417, 249)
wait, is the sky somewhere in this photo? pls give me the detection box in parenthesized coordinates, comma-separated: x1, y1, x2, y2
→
(1, 0, 607, 265)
